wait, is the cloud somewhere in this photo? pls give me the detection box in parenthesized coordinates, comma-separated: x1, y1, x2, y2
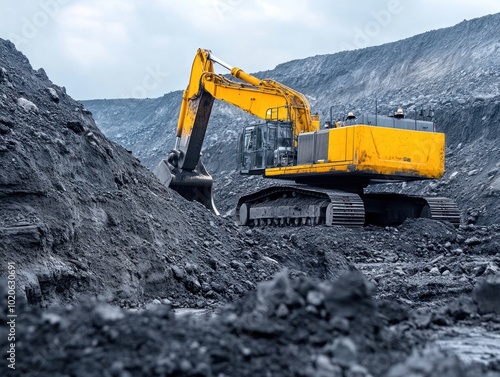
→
(0, 0, 499, 99)
(58, 1, 134, 67)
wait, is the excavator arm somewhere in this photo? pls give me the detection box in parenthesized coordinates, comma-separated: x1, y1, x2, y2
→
(173, 48, 319, 170)
(154, 48, 319, 212)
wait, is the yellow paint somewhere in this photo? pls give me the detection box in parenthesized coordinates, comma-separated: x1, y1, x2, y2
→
(265, 125, 445, 181)
(328, 127, 355, 162)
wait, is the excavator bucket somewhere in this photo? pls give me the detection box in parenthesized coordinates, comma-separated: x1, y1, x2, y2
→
(153, 158, 219, 215)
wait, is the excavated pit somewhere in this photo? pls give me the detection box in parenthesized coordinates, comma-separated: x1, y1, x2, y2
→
(2, 13, 500, 376)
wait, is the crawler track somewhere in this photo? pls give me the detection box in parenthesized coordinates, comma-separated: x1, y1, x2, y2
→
(423, 197, 461, 227)
(236, 186, 461, 227)
(236, 186, 364, 227)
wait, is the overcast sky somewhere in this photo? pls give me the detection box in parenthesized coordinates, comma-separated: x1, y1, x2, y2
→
(1, 0, 499, 100)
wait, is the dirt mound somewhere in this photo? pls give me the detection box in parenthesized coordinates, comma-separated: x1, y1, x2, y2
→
(0, 272, 401, 376)
(3, 270, 498, 377)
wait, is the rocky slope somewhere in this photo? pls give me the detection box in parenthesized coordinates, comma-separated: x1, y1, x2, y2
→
(83, 13, 500, 225)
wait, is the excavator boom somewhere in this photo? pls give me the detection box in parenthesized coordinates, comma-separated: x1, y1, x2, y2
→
(172, 48, 319, 171)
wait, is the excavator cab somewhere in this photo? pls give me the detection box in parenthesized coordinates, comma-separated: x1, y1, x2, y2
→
(239, 121, 295, 174)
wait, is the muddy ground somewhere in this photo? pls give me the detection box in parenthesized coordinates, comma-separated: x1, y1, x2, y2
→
(1, 39, 500, 376)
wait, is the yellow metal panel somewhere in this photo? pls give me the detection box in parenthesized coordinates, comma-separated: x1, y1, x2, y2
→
(326, 127, 355, 163)
(266, 163, 352, 176)
(328, 127, 347, 162)
(265, 125, 445, 181)
(346, 127, 354, 162)
(353, 126, 444, 177)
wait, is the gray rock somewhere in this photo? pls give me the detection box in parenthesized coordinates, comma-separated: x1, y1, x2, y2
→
(0, 66, 7, 80)
(345, 364, 371, 377)
(330, 337, 357, 364)
(230, 260, 245, 270)
(315, 355, 342, 377)
(184, 275, 201, 293)
(473, 275, 500, 314)
(429, 266, 441, 275)
(330, 316, 350, 332)
(47, 87, 60, 102)
(275, 303, 289, 317)
(306, 290, 325, 306)
(171, 265, 185, 280)
(388, 347, 466, 377)
(17, 97, 38, 112)
(484, 263, 500, 276)
(464, 237, 481, 246)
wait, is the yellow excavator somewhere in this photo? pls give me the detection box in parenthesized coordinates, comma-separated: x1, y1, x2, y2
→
(154, 48, 460, 227)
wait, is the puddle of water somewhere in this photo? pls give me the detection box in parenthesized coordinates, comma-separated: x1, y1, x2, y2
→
(434, 326, 500, 364)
